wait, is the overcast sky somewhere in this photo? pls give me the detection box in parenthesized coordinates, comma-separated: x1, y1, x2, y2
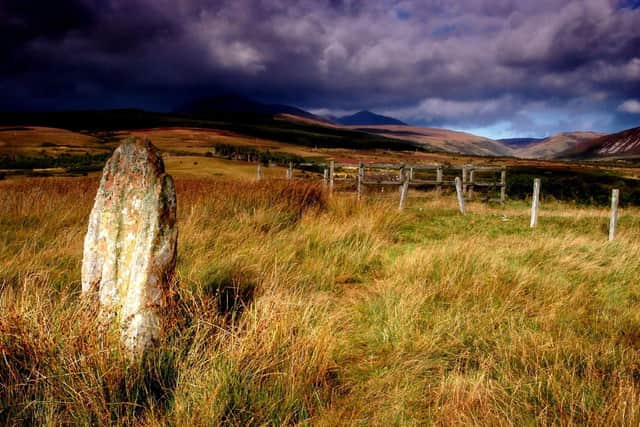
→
(2, 0, 639, 138)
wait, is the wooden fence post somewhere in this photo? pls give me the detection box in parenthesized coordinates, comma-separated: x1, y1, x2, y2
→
(436, 166, 443, 196)
(530, 178, 541, 228)
(323, 168, 328, 187)
(500, 167, 506, 204)
(468, 169, 475, 200)
(455, 177, 466, 215)
(609, 189, 619, 241)
(399, 172, 410, 210)
(329, 161, 335, 194)
(409, 167, 414, 180)
(257, 163, 262, 181)
(357, 162, 364, 200)
(462, 166, 468, 195)
(287, 162, 293, 180)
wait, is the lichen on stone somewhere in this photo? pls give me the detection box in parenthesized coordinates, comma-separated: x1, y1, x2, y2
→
(81, 137, 177, 356)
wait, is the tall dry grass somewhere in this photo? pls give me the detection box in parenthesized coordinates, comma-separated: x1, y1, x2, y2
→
(2, 176, 640, 425)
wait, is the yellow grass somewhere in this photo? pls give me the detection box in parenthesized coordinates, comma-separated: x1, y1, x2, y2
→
(2, 167, 640, 425)
(164, 155, 291, 179)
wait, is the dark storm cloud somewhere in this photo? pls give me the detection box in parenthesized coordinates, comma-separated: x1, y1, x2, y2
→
(2, 0, 639, 136)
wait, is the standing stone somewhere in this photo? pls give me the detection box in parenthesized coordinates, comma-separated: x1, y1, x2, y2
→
(82, 138, 177, 355)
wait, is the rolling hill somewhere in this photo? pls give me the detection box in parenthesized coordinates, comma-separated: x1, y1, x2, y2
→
(0, 109, 423, 152)
(559, 126, 640, 159)
(4, 105, 636, 161)
(345, 125, 514, 156)
(512, 132, 602, 159)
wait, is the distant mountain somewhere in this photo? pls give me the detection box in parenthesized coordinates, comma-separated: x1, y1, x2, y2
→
(347, 125, 514, 157)
(335, 110, 407, 126)
(176, 94, 330, 123)
(559, 126, 640, 159)
(497, 137, 544, 148)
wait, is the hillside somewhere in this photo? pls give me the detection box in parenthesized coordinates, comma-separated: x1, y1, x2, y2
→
(498, 137, 544, 148)
(513, 132, 602, 159)
(347, 125, 514, 156)
(560, 126, 640, 159)
(0, 110, 422, 153)
(0, 109, 513, 157)
(3, 108, 638, 161)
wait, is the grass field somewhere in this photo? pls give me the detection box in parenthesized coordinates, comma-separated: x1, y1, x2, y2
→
(2, 174, 640, 425)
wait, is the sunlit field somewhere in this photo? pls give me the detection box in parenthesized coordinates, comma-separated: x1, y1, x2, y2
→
(2, 175, 640, 425)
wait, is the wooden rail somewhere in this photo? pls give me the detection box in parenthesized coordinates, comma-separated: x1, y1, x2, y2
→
(271, 160, 507, 209)
(323, 162, 506, 203)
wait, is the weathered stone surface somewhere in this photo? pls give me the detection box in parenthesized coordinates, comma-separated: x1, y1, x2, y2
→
(82, 138, 177, 355)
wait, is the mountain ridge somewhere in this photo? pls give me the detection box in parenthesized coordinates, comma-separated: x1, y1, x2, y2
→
(175, 94, 332, 123)
(334, 110, 407, 126)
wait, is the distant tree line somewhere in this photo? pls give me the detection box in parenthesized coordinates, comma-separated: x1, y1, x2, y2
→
(0, 152, 111, 173)
(212, 143, 305, 165)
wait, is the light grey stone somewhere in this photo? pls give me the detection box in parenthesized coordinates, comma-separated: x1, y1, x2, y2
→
(82, 138, 177, 355)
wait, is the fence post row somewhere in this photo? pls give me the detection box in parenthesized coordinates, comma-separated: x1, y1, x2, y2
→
(455, 177, 466, 215)
(257, 163, 622, 241)
(609, 188, 619, 242)
(288, 162, 505, 205)
(530, 178, 541, 228)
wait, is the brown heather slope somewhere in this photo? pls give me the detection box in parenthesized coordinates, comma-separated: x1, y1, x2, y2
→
(0, 126, 103, 155)
(275, 113, 340, 128)
(560, 126, 640, 159)
(1, 126, 323, 159)
(275, 114, 513, 157)
(514, 131, 602, 159)
(345, 125, 514, 156)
